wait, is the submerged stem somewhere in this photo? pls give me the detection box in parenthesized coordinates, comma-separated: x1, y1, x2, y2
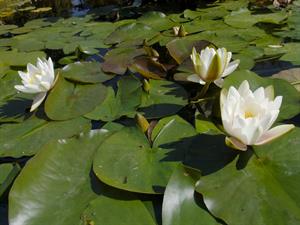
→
(192, 82, 211, 101)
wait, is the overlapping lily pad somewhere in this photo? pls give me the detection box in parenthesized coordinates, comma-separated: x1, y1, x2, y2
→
(0, 116, 90, 157)
(93, 115, 197, 193)
(9, 127, 120, 225)
(162, 164, 219, 225)
(45, 77, 107, 120)
(138, 80, 188, 118)
(196, 127, 300, 225)
(61, 61, 113, 84)
(85, 76, 142, 121)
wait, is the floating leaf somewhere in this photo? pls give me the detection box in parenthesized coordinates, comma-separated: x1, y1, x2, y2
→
(93, 115, 197, 193)
(139, 80, 188, 119)
(162, 164, 219, 225)
(137, 11, 176, 31)
(80, 196, 156, 225)
(0, 51, 46, 67)
(105, 23, 157, 45)
(85, 76, 142, 121)
(9, 128, 119, 225)
(61, 61, 113, 83)
(0, 116, 90, 157)
(196, 127, 300, 225)
(45, 77, 107, 120)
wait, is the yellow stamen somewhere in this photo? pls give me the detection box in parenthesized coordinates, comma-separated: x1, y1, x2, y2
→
(245, 111, 254, 118)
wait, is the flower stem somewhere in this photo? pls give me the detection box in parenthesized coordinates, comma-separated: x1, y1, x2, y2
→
(192, 82, 211, 101)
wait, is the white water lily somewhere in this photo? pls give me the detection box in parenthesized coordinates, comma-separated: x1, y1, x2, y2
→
(15, 57, 56, 112)
(189, 47, 239, 87)
(220, 80, 294, 151)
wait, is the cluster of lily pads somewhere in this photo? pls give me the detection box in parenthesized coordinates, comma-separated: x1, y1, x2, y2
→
(1, 0, 300, 225)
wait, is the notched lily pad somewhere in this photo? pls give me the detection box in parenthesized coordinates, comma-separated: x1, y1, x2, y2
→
(85, 76, 143, 121)
(61, 61, 114, 84)
(93, 115, 197, 193)
(139, 80, 188, 119)
(45, 77, 107, 120)
(0, 116, 91, 157)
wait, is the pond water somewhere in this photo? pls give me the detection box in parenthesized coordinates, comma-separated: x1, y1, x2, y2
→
(1, 0, 300, 225)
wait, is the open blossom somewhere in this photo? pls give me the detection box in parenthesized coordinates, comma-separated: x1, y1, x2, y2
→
(220, 80, 294, 151)
(15, 57, 56, 112)
(188, 47, 239, 87)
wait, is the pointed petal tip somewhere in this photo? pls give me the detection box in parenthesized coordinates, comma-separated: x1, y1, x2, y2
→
(255, 124, 295, 146)
(30, 92, 47, 112)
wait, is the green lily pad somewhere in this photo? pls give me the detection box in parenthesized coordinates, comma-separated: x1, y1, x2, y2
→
(195, 114, 223, 135)
(0, 71, 20, 102)
(166, 39, 211, 64)
(9, 128, 119, 225)
(0, 51, 46, 67)
(0, 116, 91, 157)
(138, 80, 188, 119)
(10, 38, 45, 52)
(196, 127, 300, 225)
(162, 164, 219, 225)
(105, 23, 157, 45)
(45, 77, 107, 120)
(61, 61, 113, 84)
(93, 115, 197, 193)
(85, 76, 142, 121)
(137, 11, 176, 31)
(223, 70, 300, 121)
(80, 196, 156, 225)
(225, 8, 287, 28)
(0, 163, 20, 198)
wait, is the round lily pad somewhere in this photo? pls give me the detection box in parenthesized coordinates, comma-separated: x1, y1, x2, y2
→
(45, 77, 107, 120)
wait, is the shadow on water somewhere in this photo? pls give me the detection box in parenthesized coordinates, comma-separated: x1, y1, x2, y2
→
(0, 97, 32, 121)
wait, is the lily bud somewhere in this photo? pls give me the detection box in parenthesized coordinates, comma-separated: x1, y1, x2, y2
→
(136, 113, 150, 133)
(188, 47, 239, 87)
(143, 79, 151, 93)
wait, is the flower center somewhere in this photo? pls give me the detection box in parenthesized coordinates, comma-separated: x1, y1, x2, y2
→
(244, 111, 255, 118)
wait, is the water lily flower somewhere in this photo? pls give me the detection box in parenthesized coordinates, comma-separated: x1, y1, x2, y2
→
(15, 57, 56, 112)
(188, 47, 239, 87)
(220, 80, 294, 151)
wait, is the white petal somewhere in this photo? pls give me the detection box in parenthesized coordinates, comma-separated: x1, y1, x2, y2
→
(253, 87, 265, 99)
(14, 85, 39, 94)
(201, 47, 216, 69)
(27, 63, 39, 75)
(264, 85, 274, 100)
(237, 80, 250, 97)
(222, 59, 239, 77)
(214, 78, 224, 88)
(187, 74, 205, 84)
(255, 124, 295, 145)
(272, 96, 282, 110)
(30, 92, 47, 112)
(225, 136, 247, 151)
